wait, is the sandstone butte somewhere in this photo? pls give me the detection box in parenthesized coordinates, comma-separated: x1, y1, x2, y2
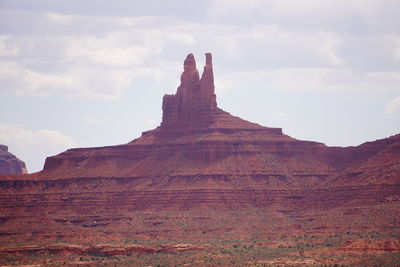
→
(0, 145, 27, 175)
(0, 53, 399, 266)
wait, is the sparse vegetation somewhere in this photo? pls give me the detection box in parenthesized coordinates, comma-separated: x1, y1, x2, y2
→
(2, 236, 399, 266)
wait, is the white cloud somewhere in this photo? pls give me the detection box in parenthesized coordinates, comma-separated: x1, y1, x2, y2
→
(0, 124, 76, 173)
(21, 68, 76, 95)
(1, 7, 399, 100)
(385, 96, 400, 114)
(212, 25, 345, 68)
(0, 124, 76, 149)
(0, 14, 199, 99)
(0, 36, 19, 56)
(65, 33, 152, 67)
(394, 37, 400, 60)
(46, 12, 75, 23)
(0, 61, 135, 99)
(209, 0, 400, 33)
(318, 32, 343, 66)
(223, 68, 400, 93)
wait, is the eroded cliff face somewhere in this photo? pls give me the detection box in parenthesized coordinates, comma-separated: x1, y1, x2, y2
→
(0, 145, 27, 175)
(0, 53, 399, 266)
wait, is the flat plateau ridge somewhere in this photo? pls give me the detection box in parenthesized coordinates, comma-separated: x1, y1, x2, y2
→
(1, 53, 399, 266)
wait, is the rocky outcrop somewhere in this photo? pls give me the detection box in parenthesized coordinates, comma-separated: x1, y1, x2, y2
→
(161, 53, 217, 129)
(0, 145, 27, 175)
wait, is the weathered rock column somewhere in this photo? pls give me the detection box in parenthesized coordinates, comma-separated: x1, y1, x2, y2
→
(161, 53, 218, 128)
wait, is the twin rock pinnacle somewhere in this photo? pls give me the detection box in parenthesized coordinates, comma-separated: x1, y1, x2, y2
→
(161, 53, 217, 128)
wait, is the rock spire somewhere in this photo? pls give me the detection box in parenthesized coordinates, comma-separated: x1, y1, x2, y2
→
(161, 53, 217, 128)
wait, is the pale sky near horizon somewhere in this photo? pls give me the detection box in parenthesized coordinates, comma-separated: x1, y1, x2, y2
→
(0, 0, 399, 173)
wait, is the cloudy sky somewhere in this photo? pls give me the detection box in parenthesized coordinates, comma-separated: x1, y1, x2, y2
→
(0, 0, 399, 173)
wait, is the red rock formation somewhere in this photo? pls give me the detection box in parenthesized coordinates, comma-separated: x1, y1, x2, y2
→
(0, 145, 27, 174)
(0, 53, 399, 266)
(161, 53, 217, 129)
(38, 53, 308, 181)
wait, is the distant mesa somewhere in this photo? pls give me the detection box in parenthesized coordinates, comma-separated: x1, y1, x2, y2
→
(31, 52, 399, 190)
(0, 144, 27, 175)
